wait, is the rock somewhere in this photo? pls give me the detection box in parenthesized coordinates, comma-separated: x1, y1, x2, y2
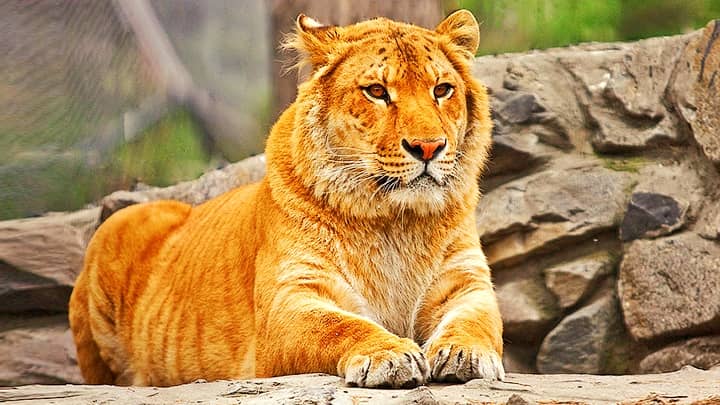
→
(619, 192, 687, 241)
(0, 315, 82, 386)
(640, 335, 720, 374)
(563, 34, 693, 153)
(631, 160, 707, 219)
(2, 368, 720, 404)
(497, 92, 546, 125)
(475, 55, 581, 150)
(618, 233, 720, 341)
(0, 208, 100, 313)
(100, 154, 266, 221)
(496, 275, 561, 343)
(485, 133, 554, 180)
(99, 191, 150, 223)
(400, 386, 443, 405)
(477, 158, 633, 267)
(543, 252, 615, 309)
(536, 290, 628, 374)
(634, 160, 705, 196)
(672, 20, 720, 167)
(475, 32, 698, 154)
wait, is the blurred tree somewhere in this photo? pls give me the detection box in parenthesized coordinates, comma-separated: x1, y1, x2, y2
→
(269, 0, 443, 119)
(619, 0, 720, 40)
(448, 0, 719, 55)
(115, 0, 265, 161)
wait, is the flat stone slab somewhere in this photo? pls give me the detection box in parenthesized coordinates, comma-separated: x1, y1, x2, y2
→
(1, 368, 719, 404)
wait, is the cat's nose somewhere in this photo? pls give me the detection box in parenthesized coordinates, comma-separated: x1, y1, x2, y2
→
(401, 138, 447, 162)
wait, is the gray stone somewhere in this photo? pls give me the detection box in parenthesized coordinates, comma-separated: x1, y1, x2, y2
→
(618, 233, 720, 341)
(536, 291, 626, 374)
(0, 208, 99, 313)
(0, 315, 82, 386)
(563, 34, 693, 152)
(632, 161, 704, 216)
(497, 92, 546, 125)
(619, 192, 687, 241)
(485, 132, 554, 179)
(698, 201, 720, 240)
(475, 56, 579, 150)
(101, 154, 266, 221)
(399, 386, 443, 405)
(640, 335, 720, 374)
(477, 158, 633, 267)
(496, 276, 561, 343)
(544, 252, 615, 309)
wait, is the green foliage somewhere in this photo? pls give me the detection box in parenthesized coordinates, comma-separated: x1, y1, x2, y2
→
(0, 109, 209, 220)
(451, 0, 720, 55)
(112, 109, 210, 187)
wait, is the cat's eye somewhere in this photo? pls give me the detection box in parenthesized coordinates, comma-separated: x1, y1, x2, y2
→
(433, 83, 454, 99)
(363, 84, 389, 103)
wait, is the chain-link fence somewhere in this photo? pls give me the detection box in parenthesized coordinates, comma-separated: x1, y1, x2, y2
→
(0, 0, 270, 219)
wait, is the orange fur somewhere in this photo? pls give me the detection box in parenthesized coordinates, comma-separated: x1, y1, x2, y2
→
(69, 10, 504, 388)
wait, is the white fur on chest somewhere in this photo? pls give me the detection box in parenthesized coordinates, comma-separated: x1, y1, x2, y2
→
(337, 229, 441, 338)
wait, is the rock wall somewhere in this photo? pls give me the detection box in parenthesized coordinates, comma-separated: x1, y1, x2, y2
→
(1, 21, 719, 386)
(475, 19, 720, 375)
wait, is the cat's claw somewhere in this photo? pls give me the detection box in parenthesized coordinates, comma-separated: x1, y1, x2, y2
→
(428, 344, 504, 382)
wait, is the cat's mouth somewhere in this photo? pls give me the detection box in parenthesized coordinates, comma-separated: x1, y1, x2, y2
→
(375, 171, 444, 192)
(411, 163, 446, 185)
(410, 172, 445, 187)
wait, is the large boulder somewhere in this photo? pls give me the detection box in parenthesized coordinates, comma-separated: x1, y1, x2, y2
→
(536, 289, 631, 374)
(484, 132, 555, 182)
(543, 252, 615, 309)
(477, 158, 633, 267)
(496, 275, 561, 343)
(0, 315, 81, 386)
(640, 335, 720, 374)
(0, 208, 99, 313)
(565, 34, 693, 153)
(100, 154, 266, 221)
(618, 232, 720, 341)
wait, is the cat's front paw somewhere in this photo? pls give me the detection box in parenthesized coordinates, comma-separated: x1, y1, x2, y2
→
(341, 338, 430, 388)
(427, 343, 504, 382)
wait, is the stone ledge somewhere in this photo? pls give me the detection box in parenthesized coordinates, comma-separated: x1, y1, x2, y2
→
(1, 367, 719, 404)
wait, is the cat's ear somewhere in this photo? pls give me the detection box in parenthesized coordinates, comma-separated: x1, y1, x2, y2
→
(284, 14, 341, 69)
(435, 10, 480, 58)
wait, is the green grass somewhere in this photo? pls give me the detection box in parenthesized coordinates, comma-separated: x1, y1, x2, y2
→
(599, 156, 648, 173)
